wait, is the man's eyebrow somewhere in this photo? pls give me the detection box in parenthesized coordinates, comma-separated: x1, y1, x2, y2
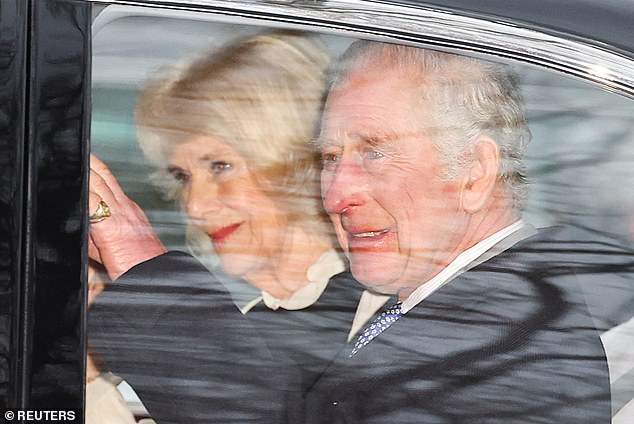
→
(311, 133, 392, 151)
(357, 132, 401, 148)
(311, 137, 340, 151)
(362, 130, 422, 146)
(362, 135, 389, 148)
(312, 130, 416, 151)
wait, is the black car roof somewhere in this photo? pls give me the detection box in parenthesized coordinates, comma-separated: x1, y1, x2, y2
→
(399, 0, 634, 56)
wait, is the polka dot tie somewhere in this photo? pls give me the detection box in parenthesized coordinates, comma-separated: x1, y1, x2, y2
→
(350, 301, 403, 357)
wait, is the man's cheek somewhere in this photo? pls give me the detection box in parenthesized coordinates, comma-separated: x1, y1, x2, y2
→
(331, 220, 350, 253)
(338, 232, 350, 254)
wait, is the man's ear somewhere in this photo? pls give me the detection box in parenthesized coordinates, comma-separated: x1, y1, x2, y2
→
(460, 136, 500, 213)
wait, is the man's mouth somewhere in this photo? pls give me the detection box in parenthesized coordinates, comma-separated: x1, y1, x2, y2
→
(209, 223, 242, 245)
(348, 228, 391, 253)
(351, 229, 389, 238)
(346, 228, 391, 252)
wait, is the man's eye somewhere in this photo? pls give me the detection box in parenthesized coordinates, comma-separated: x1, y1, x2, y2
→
(321, 153, 339, 165)
(210, 161, 232, 174)
(321, 153, 339, 163)
(364, 149, 384, 160)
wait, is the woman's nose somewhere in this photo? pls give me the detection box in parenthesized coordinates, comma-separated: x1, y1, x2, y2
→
(184, 177, 221, 220)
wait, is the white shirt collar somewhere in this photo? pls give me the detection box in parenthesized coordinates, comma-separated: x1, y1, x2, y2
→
(241, 249, 345, 313)
(347, 290, 392, 342)
(401, 220, 532, 314)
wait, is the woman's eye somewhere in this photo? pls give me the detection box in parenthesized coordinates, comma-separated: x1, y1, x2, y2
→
(210, 161, 232, 174)
(167, 167, 191, 185)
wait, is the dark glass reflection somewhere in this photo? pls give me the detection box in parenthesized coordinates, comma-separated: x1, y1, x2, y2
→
(88, 11, 634, 424)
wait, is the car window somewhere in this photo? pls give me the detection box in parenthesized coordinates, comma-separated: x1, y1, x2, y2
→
(88, 4, 634, 423)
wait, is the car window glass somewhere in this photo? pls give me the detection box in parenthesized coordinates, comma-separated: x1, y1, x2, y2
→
(89, 6, 633, 423)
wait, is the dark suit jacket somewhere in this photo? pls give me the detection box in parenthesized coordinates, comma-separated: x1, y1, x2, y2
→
(89, 252, 363, 424)
(304, 227, 613, 423)
(90, 227, 628, 423)
(247, 270, 364, 395)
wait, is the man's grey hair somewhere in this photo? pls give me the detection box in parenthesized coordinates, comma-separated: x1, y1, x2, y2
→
(328, 41, 531, 210)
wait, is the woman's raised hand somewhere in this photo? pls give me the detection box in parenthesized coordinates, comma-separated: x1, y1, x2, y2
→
(89, 154, 167, 280)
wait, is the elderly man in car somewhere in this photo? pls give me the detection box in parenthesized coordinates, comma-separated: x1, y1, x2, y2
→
(88, 40, 612, 423)
(303, 40, 611, 423)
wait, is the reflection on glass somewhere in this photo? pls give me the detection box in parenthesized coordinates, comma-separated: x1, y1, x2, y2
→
(88, 30, 376, 423)
(88, 10, 634, 424)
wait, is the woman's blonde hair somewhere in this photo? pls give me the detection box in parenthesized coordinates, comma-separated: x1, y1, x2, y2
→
(135, 31, 331, 225)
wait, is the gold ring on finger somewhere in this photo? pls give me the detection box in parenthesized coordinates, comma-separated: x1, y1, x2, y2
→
(89, 200, 111, 224)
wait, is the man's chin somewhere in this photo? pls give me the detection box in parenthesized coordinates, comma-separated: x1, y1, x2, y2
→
(349, 260, 401, 295)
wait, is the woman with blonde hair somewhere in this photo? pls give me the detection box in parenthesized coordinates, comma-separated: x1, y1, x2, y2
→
(136, 31, 342, 311)
(88, 31, 374, 423)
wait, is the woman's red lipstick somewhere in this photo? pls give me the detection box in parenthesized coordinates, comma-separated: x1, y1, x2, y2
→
(210, 223, 241, 245)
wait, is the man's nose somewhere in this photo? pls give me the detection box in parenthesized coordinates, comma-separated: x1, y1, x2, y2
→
(184, 177, 220, 221)
(322, 159, 366, 214)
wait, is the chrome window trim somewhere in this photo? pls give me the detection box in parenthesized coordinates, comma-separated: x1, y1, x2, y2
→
(90, 0, 634, 98)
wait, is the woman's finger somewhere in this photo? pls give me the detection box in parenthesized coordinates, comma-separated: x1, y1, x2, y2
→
(90, 154, 127, 201)
(88, 190, 106, 219)
(88, 234, 102, 264)
(88, 156, 167, 280)
(90, 168, 118, 206)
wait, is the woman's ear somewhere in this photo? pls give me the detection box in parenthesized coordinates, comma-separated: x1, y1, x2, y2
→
(460, 136, 500, 213)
